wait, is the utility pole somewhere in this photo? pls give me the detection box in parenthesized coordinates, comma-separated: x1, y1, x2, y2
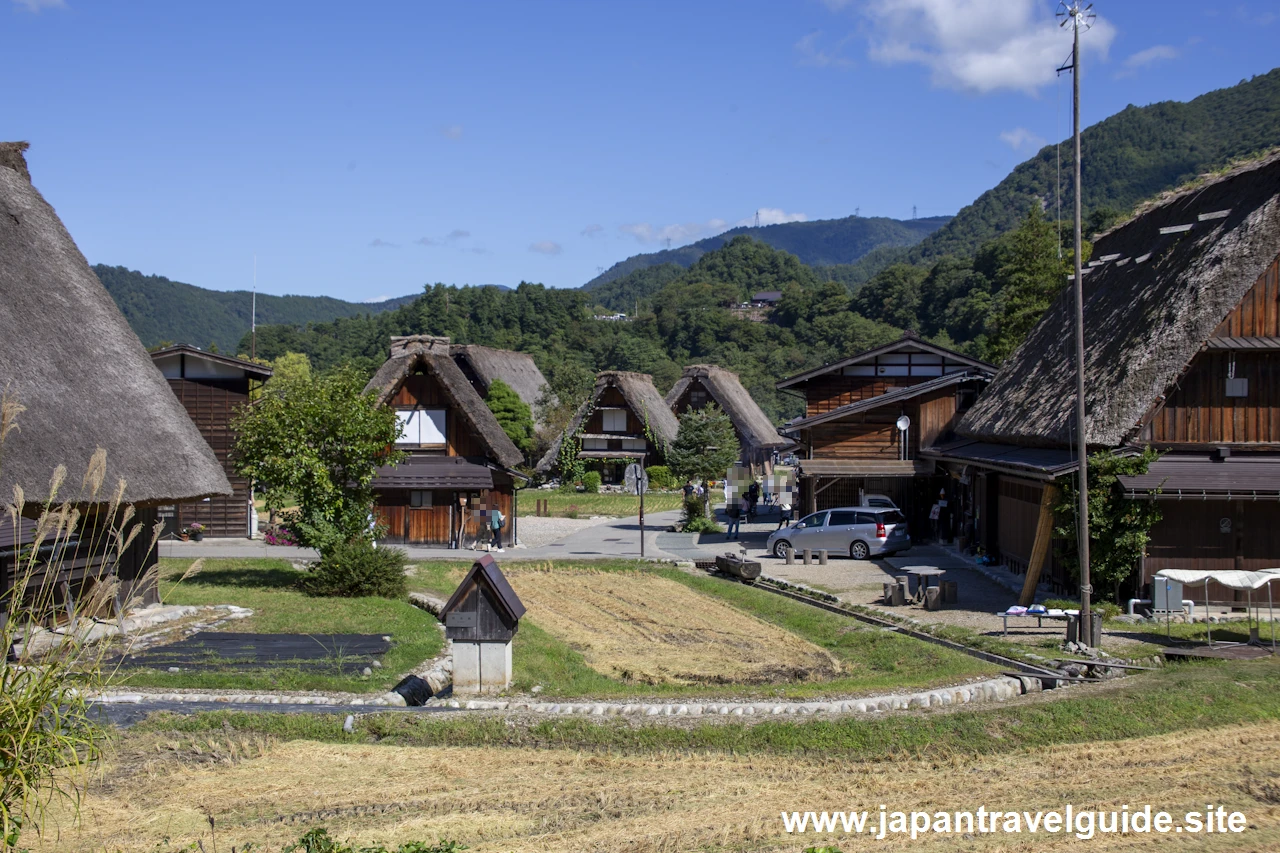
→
(251, 254, 257, 360)
(1058, 2, 1094, 629)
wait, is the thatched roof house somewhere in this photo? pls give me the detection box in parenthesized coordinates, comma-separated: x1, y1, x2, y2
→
(0, 142, 230, 507)
(666, 365, 787, 468)
(365, 336, 523, 470)
(450, 344, 553, 425)
(536, 371, 679, 477)
(960, 151, 1280, 449)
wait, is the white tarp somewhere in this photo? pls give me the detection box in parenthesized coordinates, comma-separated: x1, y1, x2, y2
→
(1154, 568, 1280, 591)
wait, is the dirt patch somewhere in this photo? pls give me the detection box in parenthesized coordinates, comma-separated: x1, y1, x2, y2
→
(508, 567, 840, 684)
(42, 721, 1280, 852)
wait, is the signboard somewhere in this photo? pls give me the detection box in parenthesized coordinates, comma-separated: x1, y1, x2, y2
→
(929, 504, 941, 521)
(445, 611, 478, 629)
(624, 463, 649, 495)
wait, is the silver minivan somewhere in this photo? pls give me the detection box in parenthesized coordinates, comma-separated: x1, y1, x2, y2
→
(766, 506, 910, 560)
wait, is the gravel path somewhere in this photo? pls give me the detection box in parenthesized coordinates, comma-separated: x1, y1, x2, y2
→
(514, 515, 607, 548)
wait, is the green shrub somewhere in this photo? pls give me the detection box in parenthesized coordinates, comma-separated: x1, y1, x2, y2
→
(645, 465, 675, 490)
(582, 471, 602, 493)
(1043, 598, 1123, 620)
(681, 495, 722, 533)
(300, 540, 408, 599)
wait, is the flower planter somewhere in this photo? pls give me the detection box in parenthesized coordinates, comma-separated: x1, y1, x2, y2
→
(194, 532, 204, 542)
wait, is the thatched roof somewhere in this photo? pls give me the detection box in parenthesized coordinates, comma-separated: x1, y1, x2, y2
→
(960, 151, 1280, 449)
(536, 370, 679, 473)
(666, 365, 787, 452)
(450, 344, 553, 424)
(0, 143, 231, 506)
(364, 336, 524, 469)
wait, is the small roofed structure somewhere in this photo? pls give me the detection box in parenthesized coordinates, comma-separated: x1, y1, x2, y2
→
(536, 370, 679, 484)
(450, 343, 554, 426)
(364, 336, 524, 548)
(666, 365, 788, 473)
(441, 554, 526, 693)
(150, 345, 273, 539)
(0, 141, 231, 615)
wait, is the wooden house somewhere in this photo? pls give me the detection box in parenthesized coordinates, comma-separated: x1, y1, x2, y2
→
(665, 365, 788, 474)
(776, 334, 993, 531)
(0, 142, 231, 620)
(450, 344, 553, 427)
(933, 152, 1280, 598)
(536, 371, 679, 484)
(150, 345, 272, 538)
(364, 336, 525, 547)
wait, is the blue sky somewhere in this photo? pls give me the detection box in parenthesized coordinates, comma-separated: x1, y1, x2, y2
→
(3, 0, 1278, 300)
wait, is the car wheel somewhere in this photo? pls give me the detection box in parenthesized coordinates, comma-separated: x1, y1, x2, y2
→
(772, 539, 792, 558)
(849, 541, 870, 560)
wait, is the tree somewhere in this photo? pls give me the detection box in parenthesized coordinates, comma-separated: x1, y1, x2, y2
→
(1053, 447, 1164, 604)
(485, 377, 536, 457)
(232, 365, 402, 556)
(270, 351, 313, 387)
(987, 206, 1070, 363)
(852, 263, 927, 330)
(666, 404, 739, 517)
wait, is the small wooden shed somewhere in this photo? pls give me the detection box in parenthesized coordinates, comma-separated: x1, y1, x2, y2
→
(440, 554, 526, 693)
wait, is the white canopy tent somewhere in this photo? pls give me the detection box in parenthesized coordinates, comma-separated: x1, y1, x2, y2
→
(1153, 569, 1280, 650)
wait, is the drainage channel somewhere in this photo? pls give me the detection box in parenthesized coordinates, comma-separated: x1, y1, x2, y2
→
(699, 565, 1061, 678)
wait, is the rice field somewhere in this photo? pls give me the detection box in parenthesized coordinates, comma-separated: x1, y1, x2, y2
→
(38, 720, 1280, 852)
(507, 566, 840, 684)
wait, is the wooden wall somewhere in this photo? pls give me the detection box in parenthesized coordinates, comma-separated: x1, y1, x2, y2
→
(804, 377, 919, 417)
(1143, 500, 1280, 582)
(805, 386, 965, 459)
(376, 481, 515, 546)
(1214, 253, 1280, 337)
(167, 377, 252, 538)
(1149, 352, 1280, 445)
(393, 373, 487, 458)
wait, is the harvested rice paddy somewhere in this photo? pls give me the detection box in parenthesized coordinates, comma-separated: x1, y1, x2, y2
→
(40, 721, 1280, 852)
(506, 566, 840, 685)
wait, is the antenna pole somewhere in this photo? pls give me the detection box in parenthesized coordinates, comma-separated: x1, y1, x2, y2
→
(251, 254, 257, 360)
(1069, 5, 1092, 627)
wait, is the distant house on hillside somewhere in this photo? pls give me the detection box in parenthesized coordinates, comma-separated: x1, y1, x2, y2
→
(777, 333, 993, 534)
(665, 365, 788, 474)
(751, 291, 782, 306)
(149, 345, 272, 538)
(364, 336, 526, 547)
(537, 371, 679, 485)
(932, 151, 1280, 599)
(449, 343, 553, 426)
(0, 142, 230, 617)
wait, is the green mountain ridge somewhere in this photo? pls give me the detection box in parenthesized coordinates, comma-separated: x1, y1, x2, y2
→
(95, 265, 417, 353)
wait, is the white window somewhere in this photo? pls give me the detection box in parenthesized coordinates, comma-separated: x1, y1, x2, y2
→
(410, 490, 433, 508)
(602, 409, 627, 432)
(582, 438, 608, 450)
(395, 409, 447, 445)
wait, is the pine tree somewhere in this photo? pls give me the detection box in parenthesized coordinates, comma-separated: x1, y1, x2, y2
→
(485, 378, 536, 457)
(666, 404, 740, 517)
(987, 206, 1070, 363)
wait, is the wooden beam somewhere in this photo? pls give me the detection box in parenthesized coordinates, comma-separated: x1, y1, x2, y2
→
(1019, 484, 1061, 607)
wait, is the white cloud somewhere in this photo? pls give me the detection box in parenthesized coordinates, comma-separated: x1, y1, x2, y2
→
(369, 238, 399, 249)
(795, 31, 855, 68)
(740, 208, 808, 227)
(619, 219, 728, 245)
(581, 224, 604, 238)
(416, 229, 470, 247)
(363, 295, 392, 303)
(529, 240, 563, 255)
(441, 125, 464, 140)
(999, 126, 1046, 152)
(13, 0, 65, 11)
(857, 0, 1116, 95)
(1116, 44, 1178, 77)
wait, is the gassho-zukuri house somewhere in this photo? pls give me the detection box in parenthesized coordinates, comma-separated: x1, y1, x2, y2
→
(537, 370, 679, 485)
(665, 364, 790, 475)
(928, 151, 1280, 600)
(0, 141, 231, 619)
(365, 336, 526, 548)
(449, 342, 553, 427)
(776, 333, 994, 533)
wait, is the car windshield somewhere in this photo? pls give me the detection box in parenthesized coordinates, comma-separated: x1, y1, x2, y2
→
(879, 510, 906, 524)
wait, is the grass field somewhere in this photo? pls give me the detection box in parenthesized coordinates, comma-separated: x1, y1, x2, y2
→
(410, 560, 997, 699)
(515, 490, 685, 517)
(40, 659, 1280, 852)
(113, 558, 443, 693)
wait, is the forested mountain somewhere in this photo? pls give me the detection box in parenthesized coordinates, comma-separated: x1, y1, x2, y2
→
(95, 265, 415, 352)
(583, 215, 949, 290)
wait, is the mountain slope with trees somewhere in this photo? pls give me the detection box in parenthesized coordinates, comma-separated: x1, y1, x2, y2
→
(95, 265, 415, 352)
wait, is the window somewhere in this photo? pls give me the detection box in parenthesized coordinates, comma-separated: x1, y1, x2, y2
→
(689, 388, 708, 409)
(828, 510, 858, 526)
(409, 490, 433, 508)
(957, 387, 977, 412)
(879, 510, 906, 524)
(602, 409, 627, 432)
(854, 511, 877, 524)
(799, 511, 828, 527)
(396, 409, 447, 445)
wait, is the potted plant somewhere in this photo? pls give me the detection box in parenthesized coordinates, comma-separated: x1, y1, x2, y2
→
(178, 528, 190, 542)
(189, 522, 205, 542)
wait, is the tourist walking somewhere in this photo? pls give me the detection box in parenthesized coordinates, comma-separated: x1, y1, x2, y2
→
(777, 502, 793, 530)
(725, 497, 741, 540)
(490, 507, 506, 552)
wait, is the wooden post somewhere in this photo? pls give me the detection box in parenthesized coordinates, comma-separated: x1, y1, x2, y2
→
(1019, 484, 1061, 606)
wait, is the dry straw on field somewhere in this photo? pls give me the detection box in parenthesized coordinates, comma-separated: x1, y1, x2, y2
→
(36, 721, 1280, 852)
(507, 567, 840, 684)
